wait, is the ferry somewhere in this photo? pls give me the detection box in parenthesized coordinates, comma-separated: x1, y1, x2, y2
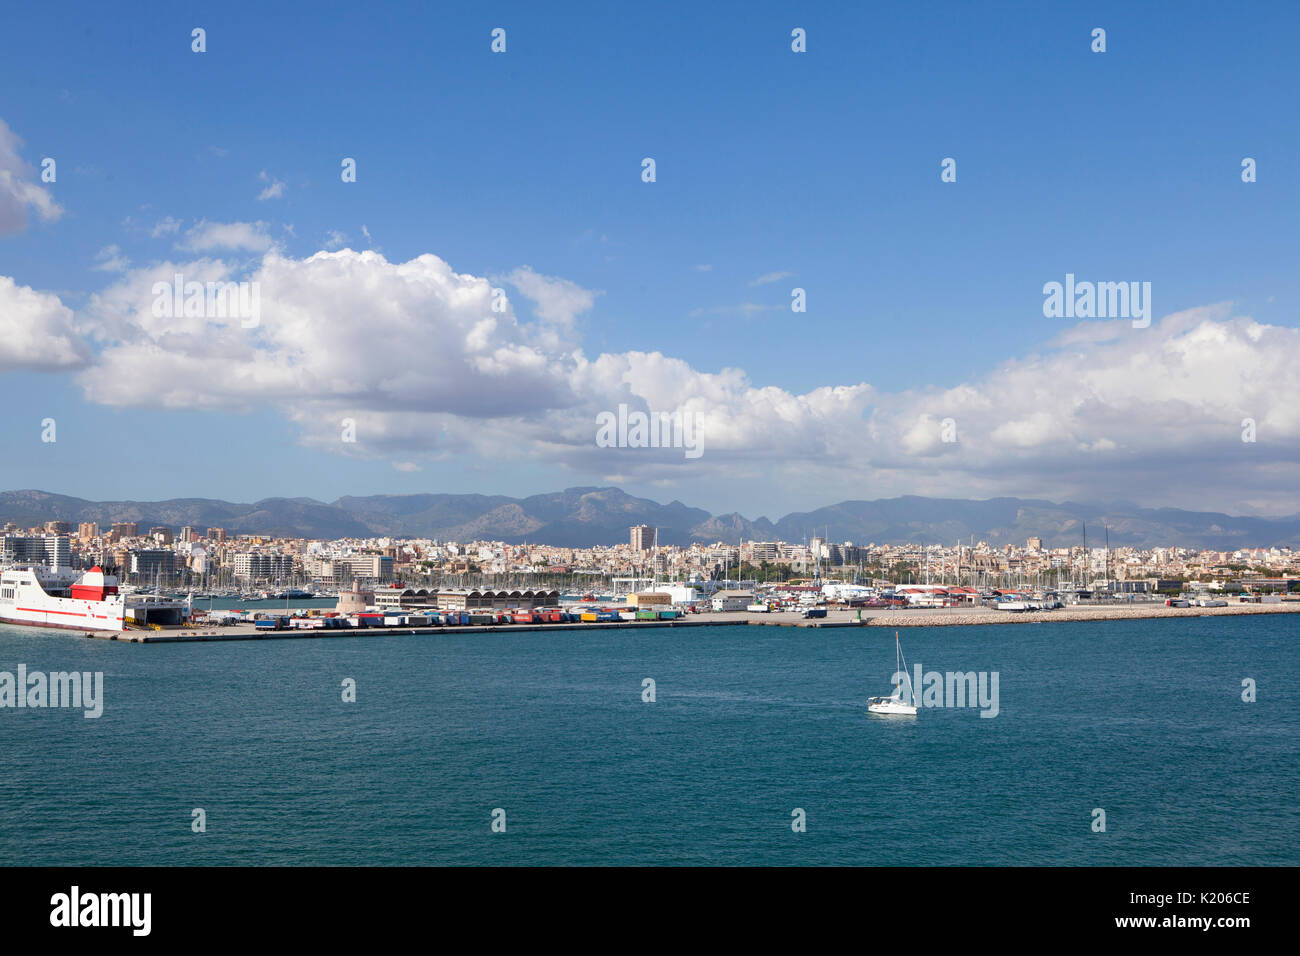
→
(0, 565, 127, 632)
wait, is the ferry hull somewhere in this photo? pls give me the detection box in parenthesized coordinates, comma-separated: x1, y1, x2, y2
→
(0, 601, 125, 633)
(0, 613, 124, 633)
(0, 566, 127, 633)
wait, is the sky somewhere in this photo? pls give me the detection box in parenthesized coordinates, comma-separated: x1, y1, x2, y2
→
(1, 0, 1297, 520)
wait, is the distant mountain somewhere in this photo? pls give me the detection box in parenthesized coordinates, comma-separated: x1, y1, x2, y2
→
(0, 487, 1296, 550)
(769, 496, 1300, 551)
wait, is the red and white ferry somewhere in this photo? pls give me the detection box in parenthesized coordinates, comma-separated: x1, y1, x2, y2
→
(0, 565, 127, 633)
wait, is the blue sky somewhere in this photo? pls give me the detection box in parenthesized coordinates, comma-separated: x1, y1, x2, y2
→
(1, 1, 1298, 518)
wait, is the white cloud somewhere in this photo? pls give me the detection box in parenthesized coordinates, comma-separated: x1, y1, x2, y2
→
(323, 230, 347, 250)
(505, 265, 599, 327)
(688, 303, 783, 318)
(150, 216, 182, 237)
(0, 117, 63, 236)
(50, 246, 1300, 513)
(748, 270, 793, 286)
(693, 264, 713, 272)
(178, 219, 274, 253)
(257, 171, 286, 201)
(92, 244, 131, 272)
(0, 276, 90, 372)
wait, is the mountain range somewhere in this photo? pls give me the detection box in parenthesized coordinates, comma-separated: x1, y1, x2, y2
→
(1, 487, 1297, 550)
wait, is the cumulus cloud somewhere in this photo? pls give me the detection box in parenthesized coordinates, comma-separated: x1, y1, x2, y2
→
(92, 244, 131, 272)
(151, 216, 182, 238)
(0, 276, 90, 371)
(505, 265, 599, 327)
(256, 171, 286, 201)
(857, 305, 1300, 510)
(78, 250, 572, 417)
(0, 117, 63, 236)
(178, 219, 274, 253)
(29, 243, 1299, 513)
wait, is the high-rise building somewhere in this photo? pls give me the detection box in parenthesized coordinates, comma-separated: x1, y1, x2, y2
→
(231, 552, 295, 581)
(180, 526, 196, 543)
(130, 549, 176, 580)
(630, 525, 657, 551)
(78, 522, 99, 540)
(111, 522, 139, 539)
(210, 527, 227, 543)
(44, 520, 71, 534)
(150, 526, 173, 545)
(2, 534, 71, 569)
(336, 554, 394, 582)
(1027, 537, 1043, 551)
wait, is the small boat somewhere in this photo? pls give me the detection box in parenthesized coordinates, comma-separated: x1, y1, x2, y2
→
(867, 632, 918, 716)
(995, 601, 1039, 612)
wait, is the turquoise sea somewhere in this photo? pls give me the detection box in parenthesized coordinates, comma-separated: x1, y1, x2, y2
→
(0, 616, 1295, 865)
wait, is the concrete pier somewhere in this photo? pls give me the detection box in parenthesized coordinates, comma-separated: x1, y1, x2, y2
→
(94, 617, 747, 643)
(80, 600, 1300, 643)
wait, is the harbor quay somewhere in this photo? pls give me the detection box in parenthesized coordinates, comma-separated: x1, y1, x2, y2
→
(81, 599, 1300, 643)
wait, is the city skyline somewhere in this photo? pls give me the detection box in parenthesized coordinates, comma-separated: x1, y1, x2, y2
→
(7, 517, 1297, 592)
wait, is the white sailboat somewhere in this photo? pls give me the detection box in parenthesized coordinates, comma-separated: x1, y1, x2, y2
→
(867, 631, 918, 716)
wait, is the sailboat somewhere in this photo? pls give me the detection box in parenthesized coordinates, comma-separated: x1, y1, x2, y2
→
(867, 631, 918, 716)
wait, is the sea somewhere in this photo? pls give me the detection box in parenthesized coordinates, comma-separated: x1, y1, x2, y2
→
(1, 615, 1295, 865)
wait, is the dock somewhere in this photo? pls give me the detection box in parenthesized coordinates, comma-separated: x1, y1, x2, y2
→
(81, 600, 1300, 643)
(94, 617, 749, 643)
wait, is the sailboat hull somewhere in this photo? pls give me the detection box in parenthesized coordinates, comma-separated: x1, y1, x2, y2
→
(867, 699, 918, 716)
